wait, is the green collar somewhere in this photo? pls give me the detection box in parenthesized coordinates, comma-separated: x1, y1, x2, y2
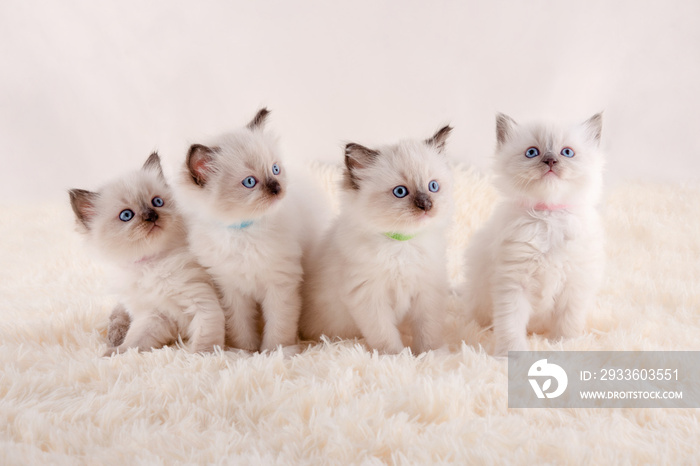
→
(383, 232, 415, 241)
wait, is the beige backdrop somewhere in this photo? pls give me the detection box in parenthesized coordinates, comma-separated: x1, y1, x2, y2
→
(1, 0, 699, 201)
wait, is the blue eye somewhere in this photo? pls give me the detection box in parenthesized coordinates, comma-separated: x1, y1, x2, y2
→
(242, 176, 257, 188)
(152, 196, 164, 207)
(560, 147, 575, 158)
(119, 209, 134, 222)
(272, 163, 280, 175)
(393, 186, 408, 198)
(428, 180, 439, 193)
(525, 147, 540, 158)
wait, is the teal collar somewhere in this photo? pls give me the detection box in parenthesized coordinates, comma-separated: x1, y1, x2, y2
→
(383, 232, 415, 241)
(227, 220, 254, 230)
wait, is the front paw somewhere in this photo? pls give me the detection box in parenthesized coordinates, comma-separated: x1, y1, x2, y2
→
(374, 343, 407, 355)
(107, 307, 131, 347)
(102, 346, 120, 357)
(419, 344, 451, 357)
(260, 344, 301, 358)
(235, 342, 260, 353)
(190, 342, 226, 354)
(225, 333, 260, 353)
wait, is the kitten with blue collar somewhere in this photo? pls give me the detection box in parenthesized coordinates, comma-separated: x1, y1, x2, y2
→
(177, 108, 321, 353)
(69, 153, 226, 355)
(299, 126, 454, 354)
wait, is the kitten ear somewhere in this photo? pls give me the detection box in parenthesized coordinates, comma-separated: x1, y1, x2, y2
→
(344, 143, 379, 190)
(425, 125, 453, 154)
(142, 151, 166, 182)
(69, 189, 99, 230)
(583, 112, 603, 145)
(496, 113, 517, 146)
(247, 107, 270, 130)
(186, 144, 217, 187)
(345, 143, 379, 170)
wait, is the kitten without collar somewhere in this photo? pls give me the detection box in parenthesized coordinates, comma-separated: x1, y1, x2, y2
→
(299, 126, 454, 354)
(70, 153, 226, 355)
(177, 108, 322, 353)
(461, 113, 605, 356)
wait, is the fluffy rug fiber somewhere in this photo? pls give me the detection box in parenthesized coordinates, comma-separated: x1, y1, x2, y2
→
(1, 164, 699, 464)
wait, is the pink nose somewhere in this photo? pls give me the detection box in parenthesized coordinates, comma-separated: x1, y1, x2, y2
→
(542, 156, 557, 168)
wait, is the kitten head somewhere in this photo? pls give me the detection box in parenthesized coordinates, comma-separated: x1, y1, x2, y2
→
(69, 152, 186, 264)
(342, 125, 453, 235)
(493, 113, 604, 206)
(180, 108, 286, 223)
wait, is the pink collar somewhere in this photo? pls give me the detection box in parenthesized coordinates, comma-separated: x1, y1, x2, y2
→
(532, 203, 572, 211)
(133, 253, 161, 265)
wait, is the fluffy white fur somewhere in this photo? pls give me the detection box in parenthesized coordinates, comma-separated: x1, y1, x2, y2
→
(176, 109, 322, 353)
(2, 165, 699, 463)
(300, 127, 454, 354)
(69, 153, 225, 355)
(461, 114, 606, 355)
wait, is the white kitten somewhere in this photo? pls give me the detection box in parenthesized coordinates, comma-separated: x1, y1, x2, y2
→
(69, 153, 226, 356)
(461, 113, 605, 356)
(177, 108, 319, 353)
(299, 126, 454, 354)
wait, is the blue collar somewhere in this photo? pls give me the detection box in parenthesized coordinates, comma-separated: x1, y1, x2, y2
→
(227, 220, 254, 230)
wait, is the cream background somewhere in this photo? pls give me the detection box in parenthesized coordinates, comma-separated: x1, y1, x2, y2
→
(1, 0, 699, 202)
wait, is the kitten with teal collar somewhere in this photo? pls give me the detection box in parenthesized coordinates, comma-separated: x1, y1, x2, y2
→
(69, 153, 226, 355)
(177, 108, 321, 353)
(461, 113, 605, 356)
(299, 126, 454, 354)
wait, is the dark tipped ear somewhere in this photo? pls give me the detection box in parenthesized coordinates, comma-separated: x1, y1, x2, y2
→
(425, 125, 452, 154)
(344, 143, 379, 190)
(496, 113, 517, 146)
(142, 151, 165, 181)
(247, 107, 270, 130)
(69, 189, 99, 230)
(583, 112, 603, 145)
(186, 144, 217, 187)
(345, 143, 379, 171)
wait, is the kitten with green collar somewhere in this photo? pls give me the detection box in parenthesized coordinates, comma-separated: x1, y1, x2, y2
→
(300, 126, 454, 354)
(69, 153, 226, 356)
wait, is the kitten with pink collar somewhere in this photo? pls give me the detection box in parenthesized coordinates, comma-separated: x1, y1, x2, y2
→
(69, 153, 225, 356)
(461, 113, 605, 356)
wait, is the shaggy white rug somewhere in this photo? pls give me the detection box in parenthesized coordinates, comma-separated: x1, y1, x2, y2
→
(1, 164, 699, 464)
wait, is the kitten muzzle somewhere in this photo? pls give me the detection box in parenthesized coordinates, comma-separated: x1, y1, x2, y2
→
(414, 192, 432, 212)
(142, 209, 158, 223)
(266, 179, 282, 196)
(542, 154, 558, 169)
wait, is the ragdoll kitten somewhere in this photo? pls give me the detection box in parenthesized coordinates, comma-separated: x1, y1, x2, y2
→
(299, 126, 454, 354)
(177, 108, 318, 353)
(69, 153, 226, 355)
(462, 113, 605, 356)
